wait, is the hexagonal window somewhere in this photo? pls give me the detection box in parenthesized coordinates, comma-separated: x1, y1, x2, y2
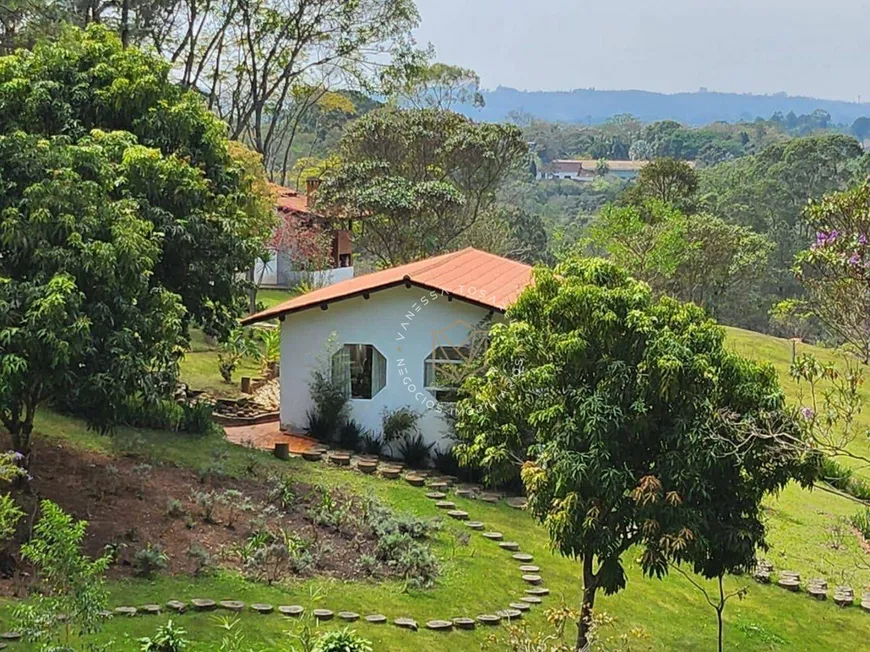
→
(331, 344, 386, 399)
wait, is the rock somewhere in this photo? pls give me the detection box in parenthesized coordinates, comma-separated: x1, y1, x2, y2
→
(114, 607, 137, 617)
(338, 611, 360, 622)
(452, 617, 476, 630)
(520, 596, 542, 605)
(522, 574, 543, 585)
(435, 500, 456, 510)
(466, 521, 485, 530)
(509, 602, 531, 612)
(365, 614, 387, 624)
(191, 599, 216, 611)
(166, 601, 187, 613)
(313, 609, 334, 621)
(426, 619, 453, 631)
(405, 475, 426, 487)
(498, 608, 523, 620)
(482, 532, 503, 541)
(394, 617, 418, 631)
(219, 600, 245, 612)
(140, 604, 161, 615)
(499, 541, 520, 551)
(513, 553, 534, 562)
(519, 565, 540, 573)
(476, 614, 501, 626)
(525, 587, 550, 596)
(251, 603, 274, 614)
(448, 510, 469, 520)
(279, 606, 304, 617)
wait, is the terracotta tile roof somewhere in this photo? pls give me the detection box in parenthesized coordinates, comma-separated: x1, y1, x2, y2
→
(271, 184, 317, 216)
(550, 159, 696, 174)
(241, 248, 534, 325)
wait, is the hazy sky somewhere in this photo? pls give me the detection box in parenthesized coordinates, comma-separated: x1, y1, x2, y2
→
(413, 0, 869, 101)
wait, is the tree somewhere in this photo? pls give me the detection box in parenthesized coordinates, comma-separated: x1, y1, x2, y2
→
(850, 117, 870, 143)
(317, 108, 528, 266)
(453, 257, 817, 651)
(0, 26, 274, 453)
(624, 158, 699, 210)
(384, 61, 484, 111)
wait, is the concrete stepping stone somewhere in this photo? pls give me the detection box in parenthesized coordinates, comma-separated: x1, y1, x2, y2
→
(0, 643, 7, 650)
(498, 608, 523, 620)
(480, 494, 499, 504)
(114, 607, 137, 617)
(777, 577, 799, 591)
(509, 602, 531, 612)
(0, 633, 21, 641)
(808, 585, 827, 600)
(476, 614, 501, 626)
(357, 461, 378, 474)
(505, 497, 527, 509)
(466, 521, 485, 530)
(482, 532, 503, 541)
(499, 541, 520, 551)
(313, 609, 334, 621)
(394, 617, 418, 631)
(405, 475, 426, 487)
(525, 587, 550, 596)
(513, 553, 533, 562)
(435, 500, 455, 510)
(219, 600, 245, 612)
(251, 603, 274, 614)
(380, 468, 401, 480)
(279, 606, 304, 617)
(302, 450, 323, 462)
(519, 565, 540, 573)
(338, 611, 360, 622)
(834, 587, 854, 607)
(428, 481, 449, 491)
(455, 489, 475, 499)
(98, 611, 113, 619)
(861, 601, 870, 613)
(452, 617, 476, 630)
(426, 619, 453, 631)
(191, 599, 216, 611)
(425, 491, 446, 499)
(140, 604, 161, 615)
(523, 574, 543, 585)
(753, 570, 771, 584)
(448, 510, 469, 520)
(520, 596, 542, 605)
(166, 601, 187, 613)
(365, 614, 387, 624)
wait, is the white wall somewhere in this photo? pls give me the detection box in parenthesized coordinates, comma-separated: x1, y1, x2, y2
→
(283, 267, 354, 288)
(279, 286, 498, 452)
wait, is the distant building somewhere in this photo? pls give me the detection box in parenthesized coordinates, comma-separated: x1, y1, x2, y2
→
(538, 159, 650, 182)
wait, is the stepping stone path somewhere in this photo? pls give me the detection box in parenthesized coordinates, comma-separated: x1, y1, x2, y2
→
(482, 532, 503, 541)
(0, 633, 21, 641)
(166, 601, 187, 613)
(380, 468, 401, 480)
(834, 586, 854, 607)
(520, 596, 542, 605)
(357, 461, 378, 474)
(466, 521, 485, 530)
(519, 565, 540, 573)
(313, 609, 334, 621)
(99, 611, 113, 619)
(279, 606, 304, 617)
(480, 494, 499, 504)
(394, 617, 418, 631)
(219, 600, 245, 612)
(114, 607, 137, 617)
(426, 491, 447, 499)
(513, 553, 533, 562)
(753, 559, 774, 584)
(523, 574, 543, 585)
(426, 619, 453, 631)
(365, 614, 387, 624)
(777, 576, 800, 592)
(192, 599, 216, 612)
(861, 592, 870, 612)
(505, 497, 527, 509)
(435, 500, 455, 509)
(338, 611, 360, 622)
(526, 587, 550, 596)
(807, 579, 828, 600)
(477, 614, 501, 626)
(429, 482, 449, 491)
(329, 453, 351, 466)
(498, 608, 523, 620)
(499, 541, 520, 551)
(302, 450, 323, 462)
(405, 475, 426, 487)
(509, 602, 531, 612)
(453, 617, 476, 630)
(448, 510, 469, 520)
(140, 604, 161, 615)
(251, 604, 274, 614)
(455, 489, 475, 499)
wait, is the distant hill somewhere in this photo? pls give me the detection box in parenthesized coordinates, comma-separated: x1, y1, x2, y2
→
(463, 87, 870, 126)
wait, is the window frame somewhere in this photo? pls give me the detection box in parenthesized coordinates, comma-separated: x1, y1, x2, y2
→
(331, 343, 386, 400)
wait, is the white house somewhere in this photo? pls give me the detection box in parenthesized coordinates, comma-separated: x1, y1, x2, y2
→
(538, 159, 650, 182)
(241, 248, 533, 450)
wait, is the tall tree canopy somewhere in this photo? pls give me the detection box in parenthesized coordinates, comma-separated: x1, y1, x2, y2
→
(454, 257, 818, 650)
(0, 26, 274, 454)
(317, 107, 528, 266)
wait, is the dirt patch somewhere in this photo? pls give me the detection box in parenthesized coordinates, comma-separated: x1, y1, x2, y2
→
(0, 435, 391, 596)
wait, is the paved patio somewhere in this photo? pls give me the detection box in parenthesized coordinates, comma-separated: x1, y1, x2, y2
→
(224, 421, 317, 453)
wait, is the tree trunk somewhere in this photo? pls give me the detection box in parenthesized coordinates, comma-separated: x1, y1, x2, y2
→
(717, 575, 725, 652)
(576, 554, 598, 652)
(120, 0, 130, 48)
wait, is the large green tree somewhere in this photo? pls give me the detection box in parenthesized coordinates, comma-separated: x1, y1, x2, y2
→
(317, 107, 528, 265)
(0, 26, 273, 453)
(454, 257, 817, 651)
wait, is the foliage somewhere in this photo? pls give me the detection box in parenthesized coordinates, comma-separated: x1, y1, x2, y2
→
(139, 620, 189, 652)
(820, 458, 870, 501)
(307, 368, 349, 444)
(312, 628, 373, 652)
(360, 433, 384, 456)
(381, 406, 420, 444)
(622, 158, 699, 211)
(165, 499, 186, 519)
(453, 257, 820, 648)
(218, 330, 262, 384)
(849, 508, 870, 539)
(318, 107, 528, 265)
(133, 543, 169, 578)
(338, 420, 366, 452)
(396, 433, 435, 468)
(13, 501, 111, 650)
(384, 62, 484, 111)
(257, 328, 281, 378)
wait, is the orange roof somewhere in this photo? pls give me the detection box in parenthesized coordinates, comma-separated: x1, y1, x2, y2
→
(242, 248, 533, 325)
(271, 184, 317, 216)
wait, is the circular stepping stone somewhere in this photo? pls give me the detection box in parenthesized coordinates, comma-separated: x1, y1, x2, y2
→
(498, 608, 523, 620)
(509, 602, 531, 612)
(448, 510, 469, 520)
(513, 553, 533, 562)
(302, 451, 323, 462)
(861, 601, 870, 613)
(166, 601, 187, 613)
(453, 617, 476, 630)
(0, 633, 21, 641)
(405, 475, 425, 487)
(330, 453, 351, 466)
(525, 587, 550, 596)
(357, 462, 378, 474)
(338, 611, 360, 622)
(777, 578, 799, 591)
(480, 494, 499, 504)
(394, 617, 418, 631)
(219, 600, 245, 612)
(365, 614, 387, 624)
(455, 489, 475, 499)
(505, 497, 527, 509)
(519, 565, 540, 573)
(279, 605, 304, 617)
(426, 619, 453, 631)
(523, 574, 543, 585)
(520, 596, 541, 604)
(251, 603, 274, 614)
(313, 609, 334, 621)
(466, 521, 485, 530)
(191, 599, 216, 611)
(499, 541, 520, 551)
(425, 491, 446, 499)
(98, 611, 113, 619)
(808, 586, 827, 600)
(428, 481, 449, 491)
(477, 614, 501, 626)
(140, 604, 161, 615)
(380, 468, 401, 480)
(482, 532, 503, 541)
(114, 607, 137, 617)
(435, 500, 455, 509)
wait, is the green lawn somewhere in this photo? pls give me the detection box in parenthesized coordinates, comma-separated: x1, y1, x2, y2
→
(179, 330, 260, 398)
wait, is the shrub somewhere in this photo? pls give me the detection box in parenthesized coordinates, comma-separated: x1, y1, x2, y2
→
(192, 490, 218, 523)
(851, 508, 870, 539)
(381, 406, 419, 445)
(216, 489, 254, 529)
(397, 433, 435, 468)
(186, 544, 213, 577)
(179, 401, 215, 435)
(338, 420, 366, 451)
(822, 458, 870, 500)
(134, 543, 169, 578)
(375, 532, 440, 588)
(313, 628, 373, 652)
(165, 498, 186, 519)
(139, 620, 189, 652)
(308, 369, 349, 442)
(268, 475, 296, 511)
(360, 432, 384, 456)
(305, 409, 335, 444)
